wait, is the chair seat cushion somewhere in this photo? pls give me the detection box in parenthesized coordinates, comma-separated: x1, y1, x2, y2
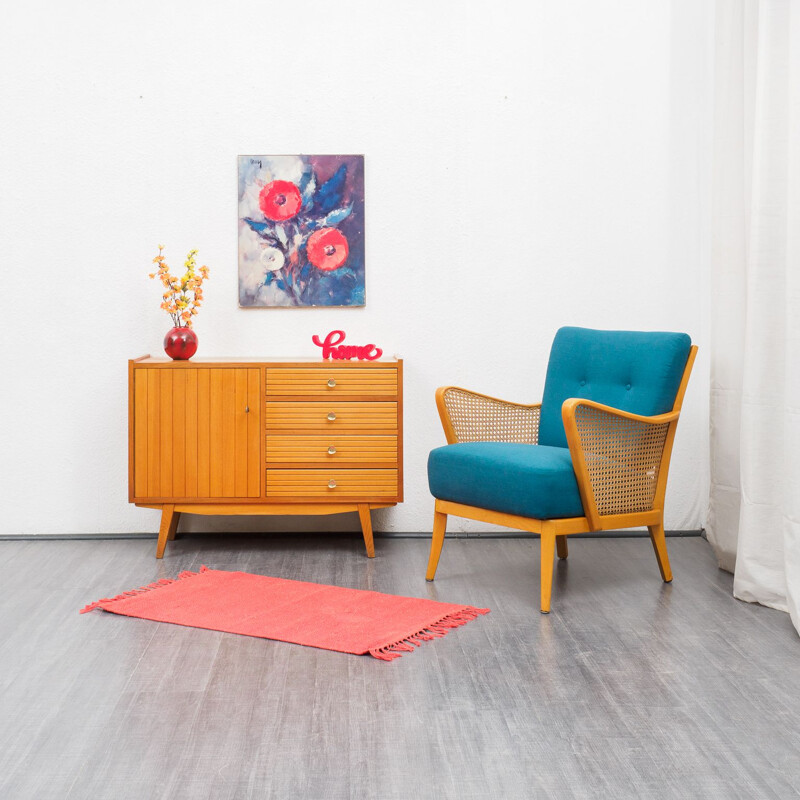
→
(427, 442, 585, 520)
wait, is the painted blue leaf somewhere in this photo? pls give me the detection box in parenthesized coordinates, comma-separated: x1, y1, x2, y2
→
(301, 173, 316, 210)
(274, 224, 288, 247)
(314, 164, 347, 214)
(350, 285, 366, 305)
(243, 217, 274, 235)
(264, 271, 275, 285)
(307, 267, 360, 306)
(299, 261, 313, 283)
(323, 203, 353, 227)
(298, 166, 313, 195)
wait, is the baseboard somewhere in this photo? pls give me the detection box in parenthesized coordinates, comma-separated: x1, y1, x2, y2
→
(0, 530, 704, 541)
(383, 530, 704, 539)
(0, 533, 159, 540)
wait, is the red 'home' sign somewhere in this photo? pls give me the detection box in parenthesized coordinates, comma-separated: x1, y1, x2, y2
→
(312, 330, 383, 361)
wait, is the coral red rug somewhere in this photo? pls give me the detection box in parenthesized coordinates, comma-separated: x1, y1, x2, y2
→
(81, 566, 489, 661)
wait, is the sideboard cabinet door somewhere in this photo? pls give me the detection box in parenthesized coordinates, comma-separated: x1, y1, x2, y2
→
(133, 367, 261, 500)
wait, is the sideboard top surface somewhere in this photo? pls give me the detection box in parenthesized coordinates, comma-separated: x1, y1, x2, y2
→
(131, 355, 401, 367)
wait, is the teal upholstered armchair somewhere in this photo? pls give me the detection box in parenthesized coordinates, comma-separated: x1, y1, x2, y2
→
(426, 327, 697, 613)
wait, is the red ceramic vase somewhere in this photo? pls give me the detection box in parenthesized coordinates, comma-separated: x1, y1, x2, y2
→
(164, 326, 198, 360)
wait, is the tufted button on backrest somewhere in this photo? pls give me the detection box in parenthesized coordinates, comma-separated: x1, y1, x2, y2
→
(537, 327, 692, 449)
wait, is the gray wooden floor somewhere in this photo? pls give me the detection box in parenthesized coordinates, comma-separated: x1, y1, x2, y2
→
(1, 534, 799, 800)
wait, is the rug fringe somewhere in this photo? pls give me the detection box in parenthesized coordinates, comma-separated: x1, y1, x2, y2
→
(80, 565, 210, 614)
(369, 605, 490, 661)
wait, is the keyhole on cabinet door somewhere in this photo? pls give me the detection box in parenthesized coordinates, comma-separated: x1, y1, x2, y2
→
(245, 405, 250, 413)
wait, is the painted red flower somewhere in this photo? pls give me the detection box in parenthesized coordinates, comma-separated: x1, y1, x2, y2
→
(259, 180, 302, 221)
(307, 228, 349, 271)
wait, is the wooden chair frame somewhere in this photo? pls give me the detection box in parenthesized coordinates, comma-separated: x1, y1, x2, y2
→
(425, 346, 698, 613)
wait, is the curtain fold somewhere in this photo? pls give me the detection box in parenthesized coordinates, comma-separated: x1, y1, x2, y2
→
(708, 0, 800, 633)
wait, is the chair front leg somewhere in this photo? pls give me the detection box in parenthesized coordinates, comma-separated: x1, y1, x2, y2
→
(540, 525, 556, 614)
(426, 507, 448, 581)
(648, 520, 673, 582)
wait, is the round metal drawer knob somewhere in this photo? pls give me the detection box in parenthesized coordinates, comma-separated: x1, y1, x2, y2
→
(328, 479, 337, 489)
(327, 412, 337, 421)
(327, 379, 337, 388)
(327, 446, 337, 455)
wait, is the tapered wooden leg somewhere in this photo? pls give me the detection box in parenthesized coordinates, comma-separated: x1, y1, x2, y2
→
(540, 527, 556, 614)
(426, 508, 448, 581)
(556, 535, 568, 560)
(167, 518, 180, 541)
(357, 504, 375, 558)
(156, 505, 179, 559)
(648, 521, 673, 582)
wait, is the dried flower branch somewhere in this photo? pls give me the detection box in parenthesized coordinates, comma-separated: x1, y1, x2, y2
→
(149, 245, 210, 328)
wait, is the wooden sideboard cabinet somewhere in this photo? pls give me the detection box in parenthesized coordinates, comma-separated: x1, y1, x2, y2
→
(129, 356, 403, 558)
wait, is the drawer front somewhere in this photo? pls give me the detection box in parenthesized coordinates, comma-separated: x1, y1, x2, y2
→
(266, 469, 398, 498)
(266, 435, 397, 466)
(266, 368, 397, 398)
(265, 402, 398, 431)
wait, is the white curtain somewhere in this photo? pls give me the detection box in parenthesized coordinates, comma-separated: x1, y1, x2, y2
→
(708, 0, 800, 634)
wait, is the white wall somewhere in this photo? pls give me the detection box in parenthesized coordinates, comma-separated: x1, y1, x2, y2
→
(0, 0, 712, 535)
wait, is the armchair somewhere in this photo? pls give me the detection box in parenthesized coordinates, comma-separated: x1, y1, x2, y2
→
(426, 327, 697, 613)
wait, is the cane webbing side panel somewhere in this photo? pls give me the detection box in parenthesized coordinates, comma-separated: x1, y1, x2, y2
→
(573, 403, 670, 515)
(441, 388, 540, 444)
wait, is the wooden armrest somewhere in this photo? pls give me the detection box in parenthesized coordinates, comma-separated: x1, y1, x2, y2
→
(436, 386, 542, 444)
(562, 398, 679, 426)
(561, 398, 679, 529)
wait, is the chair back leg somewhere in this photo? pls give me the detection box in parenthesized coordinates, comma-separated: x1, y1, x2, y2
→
(647, 521, 673, 582)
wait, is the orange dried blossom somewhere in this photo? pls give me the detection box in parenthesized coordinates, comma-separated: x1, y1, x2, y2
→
(149, 245, 210, 328)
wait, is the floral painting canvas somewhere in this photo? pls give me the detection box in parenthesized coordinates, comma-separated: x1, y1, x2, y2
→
(238, 155, 365, 307)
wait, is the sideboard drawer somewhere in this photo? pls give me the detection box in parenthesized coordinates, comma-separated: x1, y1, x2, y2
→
(265, 402, 398, 431)
(266, 435, 397, 466)
(266, 368, 397, 398)
(266, 469, 398, 498)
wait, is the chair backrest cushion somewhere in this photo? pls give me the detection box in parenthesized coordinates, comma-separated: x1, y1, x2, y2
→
(538, 327, 692, 449)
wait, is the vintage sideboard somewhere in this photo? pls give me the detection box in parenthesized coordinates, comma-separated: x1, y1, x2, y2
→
(128, 356, 403, 558)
